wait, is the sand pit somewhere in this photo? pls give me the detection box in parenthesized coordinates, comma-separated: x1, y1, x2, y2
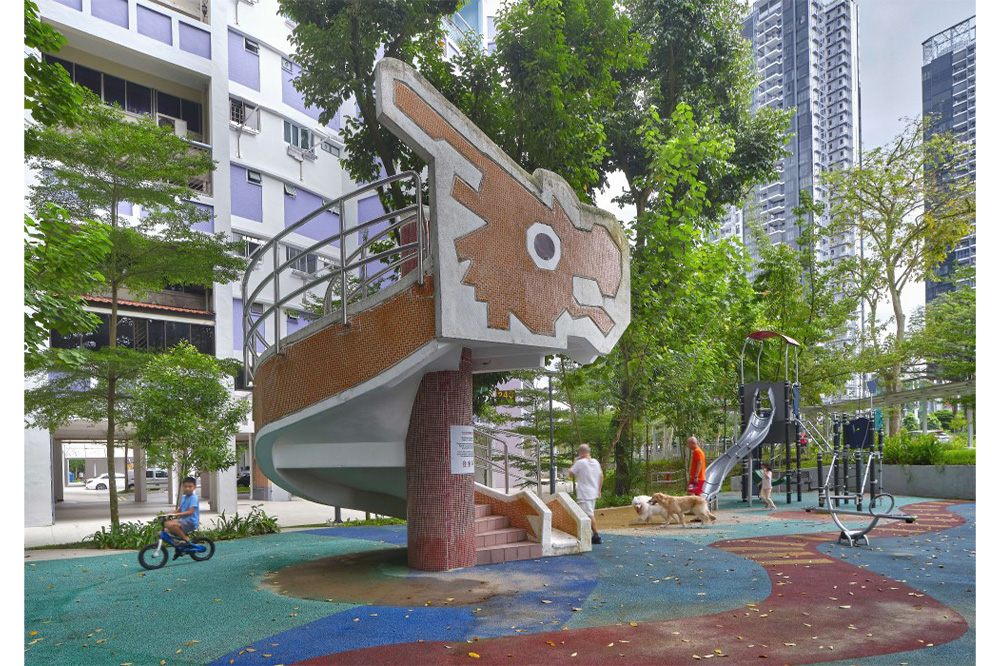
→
(264, 547, 559, 606)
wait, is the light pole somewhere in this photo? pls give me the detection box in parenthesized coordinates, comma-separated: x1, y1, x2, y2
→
(546, 371, 556, 495)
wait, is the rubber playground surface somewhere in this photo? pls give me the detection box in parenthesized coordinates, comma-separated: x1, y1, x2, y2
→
(24, 493, 975, 665)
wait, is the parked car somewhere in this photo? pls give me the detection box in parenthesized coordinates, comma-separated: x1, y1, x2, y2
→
(85, 473, 131, 490)
(144, 469, 169, 488)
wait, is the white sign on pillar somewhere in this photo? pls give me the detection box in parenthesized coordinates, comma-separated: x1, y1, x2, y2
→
(450, 425, 475, 474)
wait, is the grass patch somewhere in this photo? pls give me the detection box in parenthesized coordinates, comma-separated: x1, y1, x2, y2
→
(335, 517, 406, 526)
(942, 448, 976, 465)
(26, 541, 97, 551)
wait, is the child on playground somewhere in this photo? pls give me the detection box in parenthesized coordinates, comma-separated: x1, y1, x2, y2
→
(760, 464, 777, 510)
(164, 477, 201, 555)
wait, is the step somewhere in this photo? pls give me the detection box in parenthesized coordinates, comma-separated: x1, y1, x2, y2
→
(475, 527, 527, 548)
(475, 541, 542, 566)
(475, 515, 509, 533)
(474, 503, 491, 519)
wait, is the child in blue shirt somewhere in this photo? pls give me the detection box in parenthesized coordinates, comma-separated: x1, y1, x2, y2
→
(165, 477, 201, 555)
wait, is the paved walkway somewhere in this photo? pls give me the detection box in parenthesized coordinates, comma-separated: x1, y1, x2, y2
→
(25, 486, 372, 549)
(23, 493, 975, 665)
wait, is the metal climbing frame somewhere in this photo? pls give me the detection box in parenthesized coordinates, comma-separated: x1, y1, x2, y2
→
(241, 171, 427, 383)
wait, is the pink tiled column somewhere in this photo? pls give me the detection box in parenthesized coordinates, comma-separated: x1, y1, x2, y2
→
(405, 348, 475, 570)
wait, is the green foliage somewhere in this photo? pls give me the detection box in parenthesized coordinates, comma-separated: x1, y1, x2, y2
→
(127, 342, 250, 482)
(24, 0, 85, 134)
(335, 517, 407, 527)
(24, 205, 111, 369)
(941, 448, 975, 465)
(902, 412, 920, 432)
(204, 505, 280, 540)
(279, 0, 460, 208)
(925, 412, 942, 431)
(933, 409, 954, 431)
(908, 278, 975, 382)
(85, 506, 280, 550)
(950, 410, 967, 433)
(820, 117, 975, 434)
(883, 433, 945, 466)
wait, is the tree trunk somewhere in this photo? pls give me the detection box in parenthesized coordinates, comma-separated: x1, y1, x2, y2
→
(614, 417, 631, 496)
(106, 282, 120, 528)
(887, 283, 906, 437)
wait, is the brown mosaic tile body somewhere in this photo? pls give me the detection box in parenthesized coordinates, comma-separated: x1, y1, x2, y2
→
(394, 81, 623, 335)
(252, 278, 435, 428)
(546, 496, 579, 536)
(405, 348, 476, 571)
(473, 489, 541, 540)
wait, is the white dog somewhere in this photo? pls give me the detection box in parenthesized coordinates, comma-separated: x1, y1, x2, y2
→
(632, 495, 670, 524)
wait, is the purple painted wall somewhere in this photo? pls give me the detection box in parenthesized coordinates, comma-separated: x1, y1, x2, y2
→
(190, 202, 214, 233)
(228, 29, 260, 90)
(284, 187, 340, 245)
(356, 194, 394, 283)
(179, 22, 211, 59)
(230, 164, 262, 222)
(137, 6, 172, 45)
(117, 202, 133, 216)
(92, 0, 128, 28)
(286, 313, 316, 336)
(54, 0, 82, 9)
(282, 62, 322, 122)
(233, 298, 266, 352)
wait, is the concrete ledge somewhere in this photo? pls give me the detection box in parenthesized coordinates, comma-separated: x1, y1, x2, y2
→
(882, 464, 976, 500)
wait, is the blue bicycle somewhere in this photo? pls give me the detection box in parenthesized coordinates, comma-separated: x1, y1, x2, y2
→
(138, 516, 215, 570)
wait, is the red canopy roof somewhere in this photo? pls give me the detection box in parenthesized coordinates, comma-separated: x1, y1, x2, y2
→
(747, 330, 801, 347)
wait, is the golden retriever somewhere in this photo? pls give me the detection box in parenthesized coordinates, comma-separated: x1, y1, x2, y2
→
(632, 495, 670, 524)
(650, 492, 717, 528)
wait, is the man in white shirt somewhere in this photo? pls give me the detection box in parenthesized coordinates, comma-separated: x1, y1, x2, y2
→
(568, 444, 604, 545)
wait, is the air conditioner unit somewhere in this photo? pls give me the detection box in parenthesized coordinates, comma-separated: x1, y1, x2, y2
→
(158, 114, 188, 138)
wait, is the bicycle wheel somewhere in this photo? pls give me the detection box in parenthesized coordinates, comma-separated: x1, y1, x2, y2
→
(189, 536, 215, 561)
(138, 542, 168, 570)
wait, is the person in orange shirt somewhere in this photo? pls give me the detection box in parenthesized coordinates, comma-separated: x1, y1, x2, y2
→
(687, 437, 706, 496)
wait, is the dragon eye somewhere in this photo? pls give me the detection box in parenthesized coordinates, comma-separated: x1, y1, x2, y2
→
(534, 233, 556, 260)
(526, 222, 561, 271)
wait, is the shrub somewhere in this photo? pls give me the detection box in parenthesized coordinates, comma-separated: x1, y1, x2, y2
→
(203, 504, 280, 540)
(332, 516, 406, 526)
(86, 520, 160, 550)
(942, 448, 976, 465)
(595, 491, 634, 510)
(883, 433, 945, 466)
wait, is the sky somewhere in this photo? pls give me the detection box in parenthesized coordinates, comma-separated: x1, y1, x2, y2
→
(595, 0, 978, 323)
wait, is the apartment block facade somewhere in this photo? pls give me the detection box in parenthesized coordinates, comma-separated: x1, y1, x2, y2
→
(922, 16, 976, 302)
(27, 0, 495, 527)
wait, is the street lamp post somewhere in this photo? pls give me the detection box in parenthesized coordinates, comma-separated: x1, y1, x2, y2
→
(547, 371, 556, 495)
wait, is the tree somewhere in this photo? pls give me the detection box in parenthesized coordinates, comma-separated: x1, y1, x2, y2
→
(748, 193, 860, 402)
(821, 117, 975, 434)
(25, 97, 246, 527)
(907, 276, 975, 383)
(128, 343, 250, 503)
(24, 1, 110, 368)
(279, 0, 461, 209)
(24, 0, 84, 134)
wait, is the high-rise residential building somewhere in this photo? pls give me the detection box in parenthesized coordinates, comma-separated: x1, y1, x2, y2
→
(718, 0, 861, 275)
(922, 16, 976, 303)
(26, 0, 494, 528)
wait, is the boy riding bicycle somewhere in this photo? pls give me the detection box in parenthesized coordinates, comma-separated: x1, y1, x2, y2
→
(164, 477, 200, 556)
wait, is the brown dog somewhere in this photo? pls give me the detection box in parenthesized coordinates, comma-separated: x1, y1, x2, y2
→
(650, 492, 717, 528)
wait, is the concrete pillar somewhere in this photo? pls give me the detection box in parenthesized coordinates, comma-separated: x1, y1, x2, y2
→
(210, 436, 238, 514)
(405, 348, 475, 571)
(967, 406, 975, 449)
(134, 447, 147, 502)
(920, 401, 928, 433)
(52, 439, 64, 502)
(24, 428, 54, 527)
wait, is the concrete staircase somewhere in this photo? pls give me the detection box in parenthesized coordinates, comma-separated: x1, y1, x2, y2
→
(474, 503, 542, 565)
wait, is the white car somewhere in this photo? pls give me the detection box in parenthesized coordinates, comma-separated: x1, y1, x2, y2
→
(84, 473, 131, 490)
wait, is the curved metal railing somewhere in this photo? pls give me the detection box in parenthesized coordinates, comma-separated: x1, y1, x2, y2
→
(241, 171, 427, 384)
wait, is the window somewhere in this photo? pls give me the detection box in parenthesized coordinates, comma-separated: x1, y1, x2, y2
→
(229, 97, 259, 131)
(283, 120, 312, 150)
(321, 141, 340, 156)
(246, 169, 262, 184)
(285, 245, 324, 274)
(282, 58, 293, 72)
(284, 183, 297, 196)
(233, 232, 265, 258)
(244, 38, 260, 55)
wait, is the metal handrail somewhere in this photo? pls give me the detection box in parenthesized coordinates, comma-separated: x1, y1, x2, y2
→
(473, 427, 543, 495)
(241, 171, 426, 383)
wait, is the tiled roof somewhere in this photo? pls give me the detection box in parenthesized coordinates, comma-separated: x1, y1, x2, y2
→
(85, 295, 212, 316)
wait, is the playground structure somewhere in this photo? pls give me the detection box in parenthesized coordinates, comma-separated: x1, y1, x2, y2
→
(241, 59, 630, 570)
(703, 331, 805, 509)
(703, 331, 915, 546)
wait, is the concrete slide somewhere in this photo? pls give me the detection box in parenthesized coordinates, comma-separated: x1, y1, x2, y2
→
(244, 59, 630, 518)
(701, 388, 775, 505)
